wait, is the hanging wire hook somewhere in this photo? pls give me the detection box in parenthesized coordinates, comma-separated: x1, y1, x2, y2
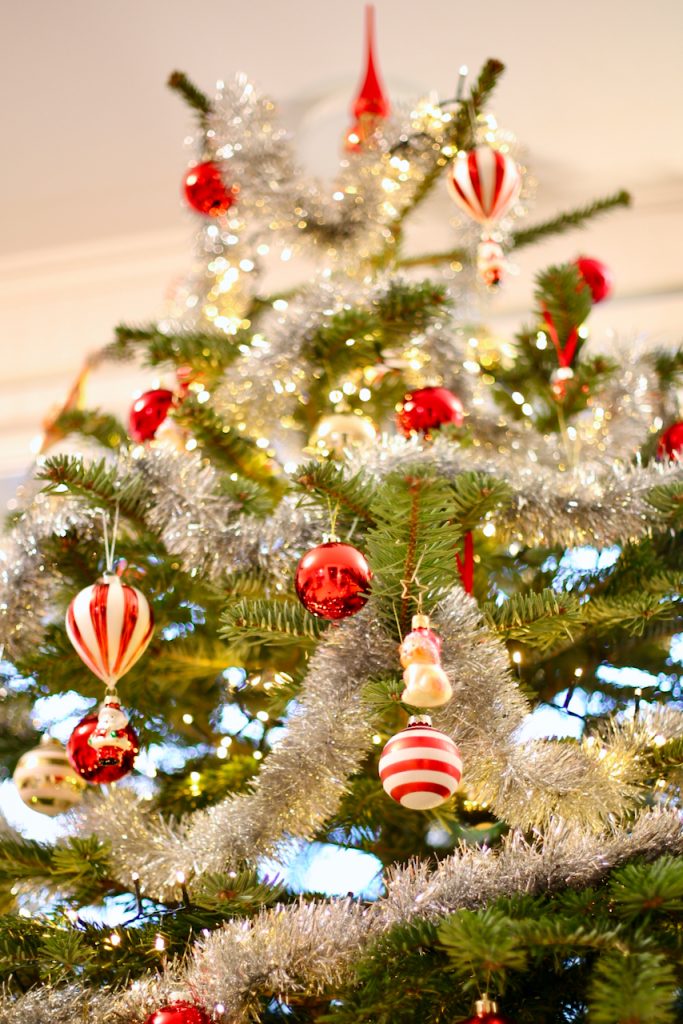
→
(101, 503, 120, 575)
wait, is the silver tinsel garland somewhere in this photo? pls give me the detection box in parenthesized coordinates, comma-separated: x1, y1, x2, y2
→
(2, 807, 682, 1024)
(3, 435, 680, 662)
(75, 589, 683, 899)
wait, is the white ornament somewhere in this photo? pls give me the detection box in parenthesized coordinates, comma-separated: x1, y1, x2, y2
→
(13, 736, 85, 816)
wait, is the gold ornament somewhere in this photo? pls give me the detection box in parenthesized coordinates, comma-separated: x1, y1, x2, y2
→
(13, 736, 86, 816)
(309, 413, 377, 457)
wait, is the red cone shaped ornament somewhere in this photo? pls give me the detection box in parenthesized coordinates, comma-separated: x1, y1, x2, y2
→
(352, 5, 390, 119)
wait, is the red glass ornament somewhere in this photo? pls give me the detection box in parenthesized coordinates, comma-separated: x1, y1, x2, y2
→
(144, 1003, 212, 1024)
(462, 1014, 511, 1024)
(396, 387, 464, 438)
(575, 256, 613, 303)
(657, 421, 683, 461)
(295, 542, 371, 620)
(352, 5, 390, 120)
(67, 712, 139, 785)
(183, 161, 236, 217)
(461, 998, 512, 1024)
(129, 389, 175, 443)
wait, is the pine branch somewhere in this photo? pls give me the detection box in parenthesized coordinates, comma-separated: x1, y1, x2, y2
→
(441, 60, 506, 152)
(372, 59, 506, 268)
(48, 407, 127, 452)
(296, 461, 378, 528)
(0, 836, 114, 905)
(105, 322, 246, 379)
(649, 344, 683, 387)
(299, 280, 449, 420)
(398, 189, 631, 269)
(366, 468, 464, 636)
(215, 475, 275, 518)
(167, 70, 213, 124)
(534, 262, 593, 349)
(609, 857, 683, 922)
(220, 598, 328, 648)
(193, 868, 284, 914)
(483, 590, 583, 652)
(646, 480, 683, 524)
(174, 397, 285, 494)
(512, 190, 631, 250)
(37, 454, 149, 529)
(588, 951, 678, 1024)
(397, 246, 469, 270)
(448, 472, 513, 531)
(152, 754, 258, 816)
(438, 908, 528, 985)
(587, 592, 683, 637)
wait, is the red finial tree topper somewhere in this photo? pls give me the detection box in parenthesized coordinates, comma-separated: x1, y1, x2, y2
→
(353, 5, 390, 119)
(346, 5, 390, 149)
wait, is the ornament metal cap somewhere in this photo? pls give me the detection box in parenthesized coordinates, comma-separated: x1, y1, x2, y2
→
(475, 996, 498, 1015)
(407, 714, 432, 727)
(411, 613, 430, 630)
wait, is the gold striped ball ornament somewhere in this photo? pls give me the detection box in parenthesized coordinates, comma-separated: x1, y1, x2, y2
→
(13, 735, 86, 816)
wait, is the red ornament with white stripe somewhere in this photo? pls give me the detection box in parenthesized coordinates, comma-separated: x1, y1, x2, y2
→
(65, 574, 154, 685)
(379, 716, 462, 810)
(447, 147, 521, 226)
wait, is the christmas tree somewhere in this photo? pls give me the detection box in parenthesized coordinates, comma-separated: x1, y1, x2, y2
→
(1, 12, 683, 1024)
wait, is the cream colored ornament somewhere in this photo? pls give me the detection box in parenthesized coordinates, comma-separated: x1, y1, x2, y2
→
(152, 415, 190, 453)
(13, 736, 86, 816)
(401, 662, 453, 708)
(310, 413, 376, 457)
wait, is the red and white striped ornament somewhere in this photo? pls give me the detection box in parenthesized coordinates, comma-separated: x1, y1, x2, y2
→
(379, 716, 462, 810)
(66, 574, 154, 686)
(447, 147, 521, 226)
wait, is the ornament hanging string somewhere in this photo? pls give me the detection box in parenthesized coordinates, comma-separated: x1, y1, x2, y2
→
(101, 504, 120, 575)
(542, 307, 579, 369)
(456, 530, 475, 594)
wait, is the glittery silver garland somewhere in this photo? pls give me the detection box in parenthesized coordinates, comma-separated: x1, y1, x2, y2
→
(3, 807, 682, 1024)
(2, 435, 681, 659)
(0, 495, 100, 660)
(0, 448, 323, 662)
(202, 77, 528, 268)
(350, 433, 683, 548)
(209, 273, 469, 448)
(75, 589, 683, 901)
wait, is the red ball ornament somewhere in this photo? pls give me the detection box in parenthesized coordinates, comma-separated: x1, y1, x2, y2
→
(462, 998, 512, 1024)
(295, 541, 371, 620)
(183, 161, 236, 217)
(396, 387, 464, 438)
(144, 1002, 212, 1024)
(575, 256, 613, 304)
(129, 389, 176, 443)
(67, 699, 139, 785)
(657, 421, 683, 461)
